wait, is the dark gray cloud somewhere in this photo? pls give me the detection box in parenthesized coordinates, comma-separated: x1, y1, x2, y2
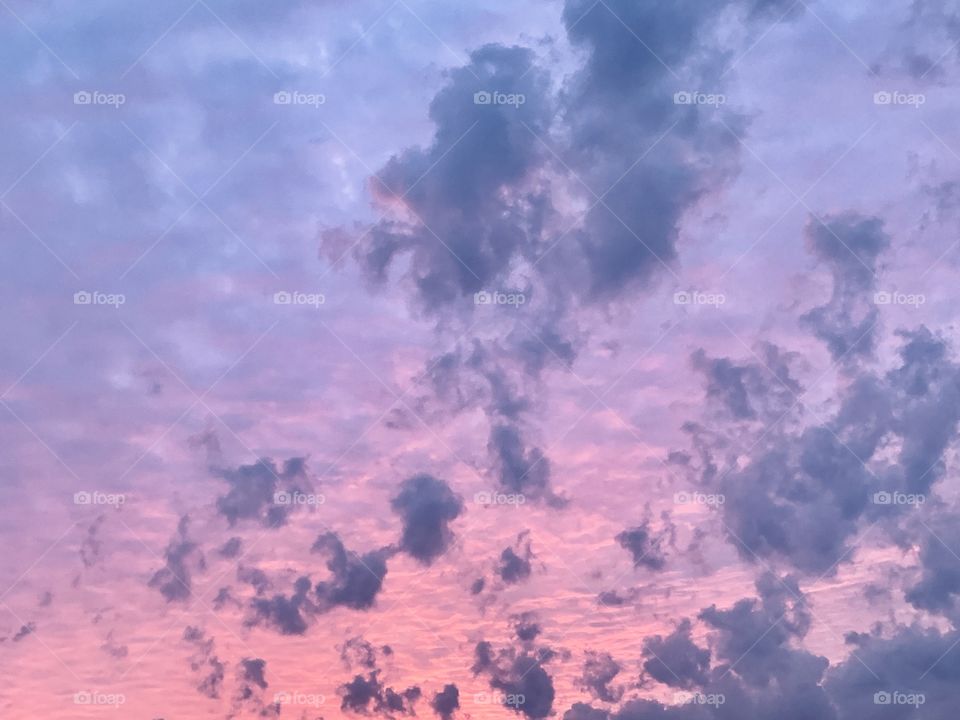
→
(800, 213, 889, 365)
(391, 473, 464, 565)
(339, 671, 421, 716)
(183, 626, 225, 700)
(681, 318, 960, 576)
(616, 521, 670, 571)
(247, 576, 313, 635)
(826, 624, 960, 720)
(312, 532, 389, 611)
(578, 652, 623, 703)
(691, 343, 801, 421)
(218, 536, 243, 559)
(641, 620, 709, 689)
(432, 684, 460, 720)
(498, 531, 535, 584)
(148, 515, 203, 603)
(215, 456, 309, 528)
(12, 623, 35, 642)
(323, 43, 553, 311)
(472, 638, 557, 719)
(489, 424, 564, 506)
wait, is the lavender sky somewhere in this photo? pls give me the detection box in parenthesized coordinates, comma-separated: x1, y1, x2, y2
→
(3, 0, 960, 718)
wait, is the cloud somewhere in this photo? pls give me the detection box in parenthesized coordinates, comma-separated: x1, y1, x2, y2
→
(12, 623, 36, 642)
(247, 576, 313, 635)
(322, 43, 553, 311)
(432, 684, 460, 720)
(498, 531, 535, 584)
(800, 213, 890, 365)
(215, 456, 309, 528)
(616, 521, 670, 571)
(313, 532, 390, 611)
(183, 626, 225, 700)
(641, 619, 709, 689)
(391, 473, 464, 564)
(148, 515, 203, 603)
(472, 637, 557, 719)
(489, 424, 564, 506)
(578, 652, 623, 703)
(338, 671, 421, 716)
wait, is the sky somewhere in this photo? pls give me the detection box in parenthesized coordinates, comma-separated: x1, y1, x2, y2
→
(3, 0, 960, 718)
